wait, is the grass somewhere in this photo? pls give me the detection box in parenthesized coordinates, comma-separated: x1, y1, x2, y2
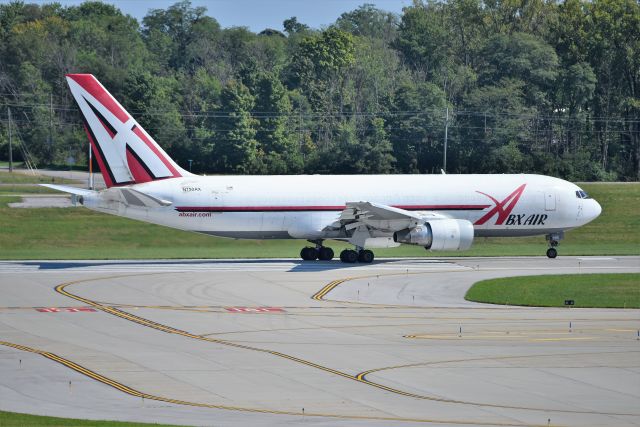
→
(0, 185, 61, 195)
(0, 182, 637, 259)
(0, 170, 77, 184)
(0, 411, 181, 426)
(464, 273, 640, 308)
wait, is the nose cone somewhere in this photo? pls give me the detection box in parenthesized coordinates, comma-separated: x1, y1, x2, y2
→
(584, 199, 602, 223)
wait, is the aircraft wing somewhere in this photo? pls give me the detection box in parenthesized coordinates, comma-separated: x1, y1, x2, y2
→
(333, 201, 448, 232)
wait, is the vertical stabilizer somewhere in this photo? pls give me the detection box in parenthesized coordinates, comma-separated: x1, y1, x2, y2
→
(66, 74, 188, 187)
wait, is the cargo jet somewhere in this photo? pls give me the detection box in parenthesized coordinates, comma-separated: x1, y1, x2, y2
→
(45, 74, 602, 262)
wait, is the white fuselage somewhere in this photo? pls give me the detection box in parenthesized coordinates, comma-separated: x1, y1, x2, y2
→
(82, 173, 601, 245)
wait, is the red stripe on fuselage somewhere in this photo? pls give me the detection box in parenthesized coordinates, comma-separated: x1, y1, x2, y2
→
(175, 204, 490, 213)
(66, 74, 129, 123)
(474, 184, 527, 225)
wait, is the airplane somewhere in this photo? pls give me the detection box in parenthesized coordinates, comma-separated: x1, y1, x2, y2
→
(44, 74, 602, 262)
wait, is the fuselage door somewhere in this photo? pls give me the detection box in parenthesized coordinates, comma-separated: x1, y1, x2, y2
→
(544, 191, 556, 211)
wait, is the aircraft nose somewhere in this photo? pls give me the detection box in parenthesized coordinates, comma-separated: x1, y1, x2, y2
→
(586, 199, 602, 221)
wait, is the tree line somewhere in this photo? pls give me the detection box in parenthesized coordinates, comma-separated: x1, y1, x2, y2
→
(0, 0, 638, 180)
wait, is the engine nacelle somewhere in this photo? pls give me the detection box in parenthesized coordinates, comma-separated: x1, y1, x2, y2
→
(393, 219, 474, 251)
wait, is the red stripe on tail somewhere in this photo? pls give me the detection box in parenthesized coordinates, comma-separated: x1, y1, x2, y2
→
(66, 74, 129, 123)
(132, 126, 181, 178)
(126, 149, 154, 184)
(83, 123, 114, 187)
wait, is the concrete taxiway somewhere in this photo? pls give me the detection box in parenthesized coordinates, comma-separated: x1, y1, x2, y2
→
(1, 256, 639, 426)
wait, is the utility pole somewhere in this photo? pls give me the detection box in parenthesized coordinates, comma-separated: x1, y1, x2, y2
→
(299, 109, 304, 160)
(49, 92, 53, 164)
(88, 142, 93, 190)
(7, 107, 13, 173)
(443, 106, 449, 173)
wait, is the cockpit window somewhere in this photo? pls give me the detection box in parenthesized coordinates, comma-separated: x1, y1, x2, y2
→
(575, 190, 591, 199)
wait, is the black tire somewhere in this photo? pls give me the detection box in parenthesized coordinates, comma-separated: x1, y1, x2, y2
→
(318, 247, 334, 261)
(341, 249, 358, 263)
(301, 247, 318, 261)
(358, 249, 374, 263)
(546, 247, 558, 259)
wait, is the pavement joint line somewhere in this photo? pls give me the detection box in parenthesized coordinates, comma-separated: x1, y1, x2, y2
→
(403, 334, 603, 341)
(46, 272, 638, 417)
(0, 340, 551, 427)
(354, 348, 640, 407)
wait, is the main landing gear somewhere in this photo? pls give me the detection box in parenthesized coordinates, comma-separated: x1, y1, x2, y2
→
(338, 248, 374, 263)
(300, 241, 374, 263)
(545, 232, 564, 259)
(300, 245, 334, 261)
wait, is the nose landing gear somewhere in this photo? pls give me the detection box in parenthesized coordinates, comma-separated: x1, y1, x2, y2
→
(545, 232, 563, 259)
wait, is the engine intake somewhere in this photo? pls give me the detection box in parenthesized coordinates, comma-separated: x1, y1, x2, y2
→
(393, 219, 474, 251)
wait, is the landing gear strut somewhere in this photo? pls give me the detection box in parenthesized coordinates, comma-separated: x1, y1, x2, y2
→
(545, 232, 563, 259)
(300, 240, 334, 261)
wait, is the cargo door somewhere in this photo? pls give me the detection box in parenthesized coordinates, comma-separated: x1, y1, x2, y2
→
(544, 191, 556, 211)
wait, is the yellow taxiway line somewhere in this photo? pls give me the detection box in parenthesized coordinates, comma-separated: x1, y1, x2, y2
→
(1, 339, 557, 426)
(30, 272, 634, 419)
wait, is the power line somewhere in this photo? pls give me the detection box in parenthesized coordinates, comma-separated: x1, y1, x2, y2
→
(1, 99, 638, 124)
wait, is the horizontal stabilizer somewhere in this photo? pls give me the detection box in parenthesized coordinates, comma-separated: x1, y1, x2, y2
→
(40, 184, 96, 196)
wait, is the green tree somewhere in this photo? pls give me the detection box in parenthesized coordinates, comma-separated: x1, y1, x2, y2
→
(585, 0, 640, 177)
(336, 4, 398, 42)
(283, 16, 309, 35)
(458, 79, 536, 173)
(395, 1, 450, 78)
(212, 80, 260, 173)
(386, 82, 447, 173)
(252, 72, 302, 173)
(142, 0, 211, 71)
(123, 71, 191, 167)
(479, 33, 558, 109)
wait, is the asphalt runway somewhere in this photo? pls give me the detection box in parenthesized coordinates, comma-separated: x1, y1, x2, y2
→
(1, 256, 639, 427)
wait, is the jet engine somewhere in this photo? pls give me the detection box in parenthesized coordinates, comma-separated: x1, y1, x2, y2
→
(393, 219, 474, 251)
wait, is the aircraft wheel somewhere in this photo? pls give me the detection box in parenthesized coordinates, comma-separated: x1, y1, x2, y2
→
(340, 249, 358, 263)
(358, 249, 374, 263)
(546, 247, 558, 259)
(300, 247, 318, 261)
(318, 247, 334, 261)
